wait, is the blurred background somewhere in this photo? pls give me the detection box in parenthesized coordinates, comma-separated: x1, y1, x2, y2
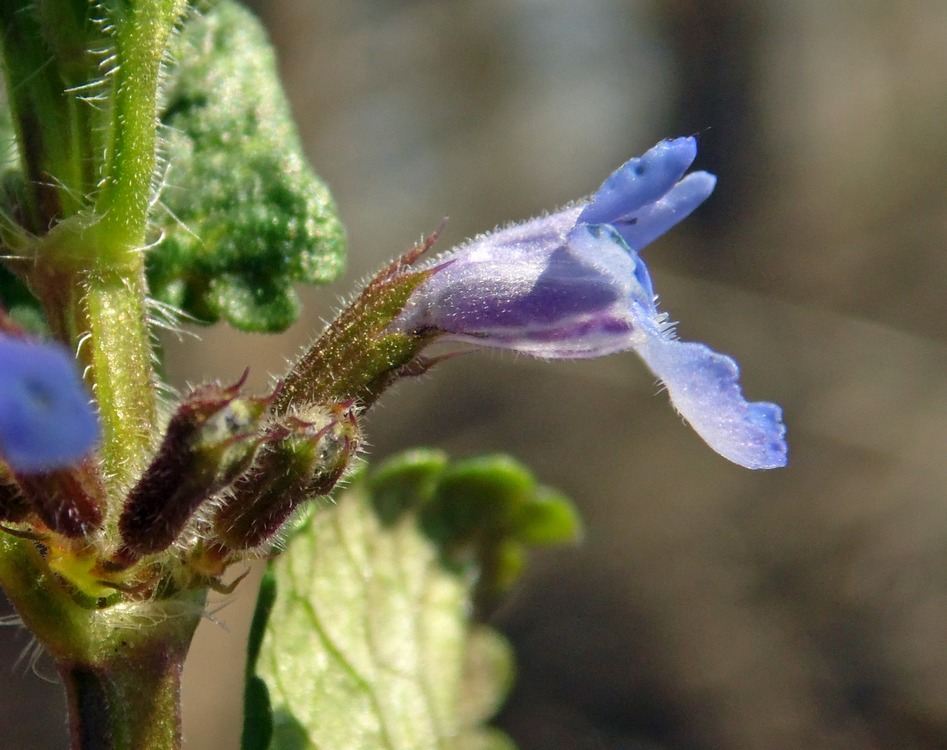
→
(4, 1, 947, 747)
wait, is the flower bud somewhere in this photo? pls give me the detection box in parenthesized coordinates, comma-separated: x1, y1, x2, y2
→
(115, 376, 270, 564)
(14, 460, 105, 537)
(211, 404, 358, 552)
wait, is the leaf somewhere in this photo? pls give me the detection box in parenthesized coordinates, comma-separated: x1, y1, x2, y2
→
(0, 90, 45, 331)
(416, 454, 582, 608)
(245, 450, 580, 750)
(151, 1, 345, 332)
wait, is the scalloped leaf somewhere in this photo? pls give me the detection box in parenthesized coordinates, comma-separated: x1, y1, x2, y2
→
(152, 1, 345, 332)
(244, 450, 580, 750)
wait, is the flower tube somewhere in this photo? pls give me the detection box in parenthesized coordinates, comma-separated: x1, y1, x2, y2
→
(392, 138, 787, 469)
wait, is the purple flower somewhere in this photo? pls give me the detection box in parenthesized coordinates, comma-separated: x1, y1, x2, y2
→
(393, 137, 787, 469)
(0, 334, 100, 474)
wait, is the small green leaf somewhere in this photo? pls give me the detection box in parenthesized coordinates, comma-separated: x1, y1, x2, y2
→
(512, 487, 582, 545)
(247, 451, 581, 750)
(367, 448, 449, 525)
(421, 456, 538, 545)
(151, 1, 345, 332)
(417, 455, 582, 606)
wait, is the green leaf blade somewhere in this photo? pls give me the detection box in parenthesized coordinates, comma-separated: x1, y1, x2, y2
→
(153, 1, 345, 332)
(247, 451, 580, 749)
(257, 486, 462, 750)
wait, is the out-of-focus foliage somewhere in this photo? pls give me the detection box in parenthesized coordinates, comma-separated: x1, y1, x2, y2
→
(371, 451, 581, 607)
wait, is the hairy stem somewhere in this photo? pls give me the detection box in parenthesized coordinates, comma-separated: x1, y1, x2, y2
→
(80, 0, 185, 488)
(60, 629, 196, 750)
(0, 534, 205, 750)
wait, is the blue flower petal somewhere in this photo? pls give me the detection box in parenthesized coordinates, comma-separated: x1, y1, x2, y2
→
(613, 171, 717, 251)
(578, 137, 698, 226)
(0, 335, 100, 473)
(633, 337, 788, 469)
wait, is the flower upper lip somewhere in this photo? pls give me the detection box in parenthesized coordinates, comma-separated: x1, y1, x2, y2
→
(578, 136, 701, 227)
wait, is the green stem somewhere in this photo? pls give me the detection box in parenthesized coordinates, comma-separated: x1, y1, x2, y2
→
(94, 0, 184, 256)
(60, 633, 193, 750)
(0, 3, 206, 747)
(0, 534, 205, 750)
(78, 267, 158, 490)
(0, 534, 90, 647)
(0, 0, 74, 227)
(80, 0, 184, 487)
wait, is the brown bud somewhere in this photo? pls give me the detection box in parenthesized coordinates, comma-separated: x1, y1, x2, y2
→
(115, 374, 269, 564)
(15, 458, 105, 537)
(212, 404, 358, 551)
